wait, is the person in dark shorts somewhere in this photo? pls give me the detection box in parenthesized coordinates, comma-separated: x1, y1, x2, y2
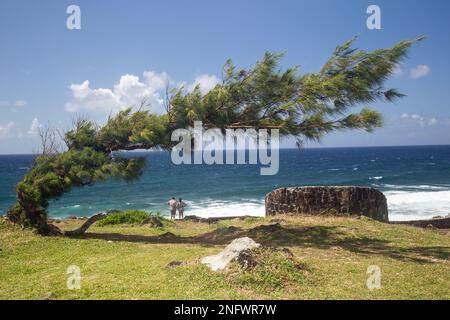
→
(177, 198, 187, 219)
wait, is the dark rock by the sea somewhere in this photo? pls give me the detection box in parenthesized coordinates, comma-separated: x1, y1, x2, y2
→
(265, 186, 389, 222)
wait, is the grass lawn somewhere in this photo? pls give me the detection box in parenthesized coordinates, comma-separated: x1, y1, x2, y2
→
(0, 215, 449, 300)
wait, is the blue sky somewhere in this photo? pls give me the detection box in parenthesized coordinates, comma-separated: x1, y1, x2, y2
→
(1, 0, 449, 154)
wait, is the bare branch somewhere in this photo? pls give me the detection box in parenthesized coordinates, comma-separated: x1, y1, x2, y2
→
(163, 81, 172, 114)
(136, 97, 151, 112)
(34, 123, 62, 156)
(71, 113, 91, 131)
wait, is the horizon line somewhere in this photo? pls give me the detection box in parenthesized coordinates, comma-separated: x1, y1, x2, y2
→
(1, 143, 450, 156)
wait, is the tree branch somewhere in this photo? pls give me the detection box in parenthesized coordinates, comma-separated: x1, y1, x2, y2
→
(63, 212, 107, 236)
(110, 143, 156, 152)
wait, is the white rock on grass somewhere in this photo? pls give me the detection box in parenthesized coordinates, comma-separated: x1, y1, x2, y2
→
(201, 237, 261, 271)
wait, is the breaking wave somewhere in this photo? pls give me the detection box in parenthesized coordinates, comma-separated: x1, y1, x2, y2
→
(386, 190, 450, 221)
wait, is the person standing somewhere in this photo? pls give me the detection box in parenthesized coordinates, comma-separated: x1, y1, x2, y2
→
(177, 198, 187, 219)
(167, 197, 177, 220)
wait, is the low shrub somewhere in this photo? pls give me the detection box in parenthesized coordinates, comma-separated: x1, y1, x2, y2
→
(97, 210, 160, 226)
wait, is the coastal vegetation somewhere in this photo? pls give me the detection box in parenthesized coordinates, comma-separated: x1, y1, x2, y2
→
(1, 214, 448, 299)
(96, 210, 166, 226)
(5, 37, 423, 234)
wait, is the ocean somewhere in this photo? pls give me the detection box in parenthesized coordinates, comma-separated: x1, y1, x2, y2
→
(1, 145, 450, 221)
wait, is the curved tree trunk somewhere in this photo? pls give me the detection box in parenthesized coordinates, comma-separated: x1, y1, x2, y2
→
(32, 212, 108, 237)
(63, 212, 108, 236)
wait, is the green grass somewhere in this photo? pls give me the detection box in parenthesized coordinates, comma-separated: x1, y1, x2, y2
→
(227, 247, 309, 293)
(0, 215, 449, 300)
(96, 210, 166, 226)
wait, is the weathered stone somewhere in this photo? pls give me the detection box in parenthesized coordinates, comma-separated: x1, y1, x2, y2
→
(235, 249, 259, 270)
(141, 216, 163, 228)
(265, 186, 388, 222)
(201, 237, 261, 271)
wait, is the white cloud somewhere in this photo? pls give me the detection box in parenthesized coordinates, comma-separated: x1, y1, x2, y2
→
(14, 100, 27, 107)
(0, 100, 27, 108)
(0, 121, 15, 138)
(65, 71, 170, 115)
(65, 71, 219, 116)
(28, 118, 42, 136)
(188, 74, 219, 94)
(409, 65, 431, 79)
(399, 113, 440, 127)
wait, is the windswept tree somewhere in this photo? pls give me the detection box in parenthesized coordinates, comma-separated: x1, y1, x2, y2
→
(7, 37, 422, 235)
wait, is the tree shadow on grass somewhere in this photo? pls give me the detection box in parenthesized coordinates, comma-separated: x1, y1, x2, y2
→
(68, 223, 449, 264)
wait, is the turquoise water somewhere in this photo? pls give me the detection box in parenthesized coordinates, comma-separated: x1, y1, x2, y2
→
(1, 146, 450, 221)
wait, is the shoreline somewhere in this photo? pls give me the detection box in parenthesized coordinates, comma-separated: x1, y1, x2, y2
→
(40, 187, 450, 223)
(46, 213, 450, 229)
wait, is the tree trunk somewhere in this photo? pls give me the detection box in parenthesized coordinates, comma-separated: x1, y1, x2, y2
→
(63, 212, 107, 236)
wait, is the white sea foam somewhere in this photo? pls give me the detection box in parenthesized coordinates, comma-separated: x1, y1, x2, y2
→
(386, 190, 450, 221)
(369, 176, 383, 180)
(185, 199, 265, 218)
(380, 184, 450, 191)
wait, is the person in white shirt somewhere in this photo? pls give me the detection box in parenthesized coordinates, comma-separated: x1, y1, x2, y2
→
(167, 197, 177, 220)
